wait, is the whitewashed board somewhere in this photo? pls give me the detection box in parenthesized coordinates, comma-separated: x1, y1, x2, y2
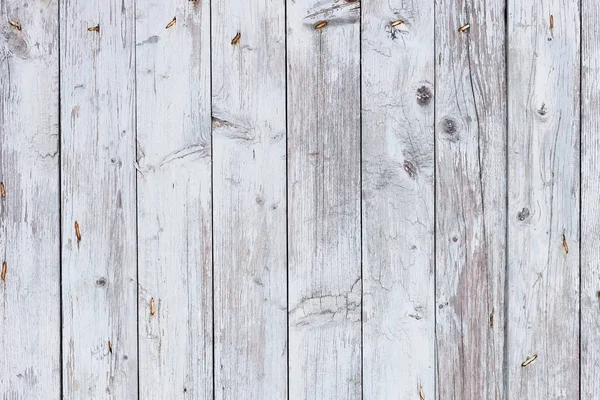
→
(361, 0, 435, 399)
(0, 1, 60, 398)
(136, 0, 213, 398)
(60, 0, 138, 398)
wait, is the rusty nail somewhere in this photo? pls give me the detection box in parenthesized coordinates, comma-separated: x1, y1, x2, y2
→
(231, 32, 241, 46)
(8, 20, 21, 30)
(521, 353, 537, 367)
(458, 23, 470, 32)
(314, 21, 328, 30)
(166, 17, 176, 29)
(75, 221, 81, 243)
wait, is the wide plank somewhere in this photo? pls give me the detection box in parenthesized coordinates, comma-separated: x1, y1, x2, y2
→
(60, 0, 138, 397)
(507, 1, 580, 398)
(287, 0, 361, 398)
(361, 1, 435, 398)
(212, 0, 288, 397)
(435, 1, 507, 398)
(136, 0, 212, 398)
(0, 1, 60, 397)
(581, 0, 597, 397)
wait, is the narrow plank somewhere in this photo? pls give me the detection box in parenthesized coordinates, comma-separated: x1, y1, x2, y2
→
(435, 1, 507, 398)
(507, 1, 580, 398)
(136, 1, 212, 398)
(580, 0, 597, 397)
(361, 1, 435, 398)
(211, 0, 287, 397)
(60, 1, 137, 397)
(287, 0, 361, 398)
(0, 1, 60, 397)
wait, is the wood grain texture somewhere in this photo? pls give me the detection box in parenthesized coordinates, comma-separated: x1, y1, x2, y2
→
(287, 0, 361, 398)
(435, 0, 507, 398)
(361, 0, 435, 398)
(0, 1, 60, 398)
(136, 0, 212, 398)
(60, 0, 138, 398)
(580, 0, 596, 397)
(211, 0, 287, 397)
(507, 1, 580, 398)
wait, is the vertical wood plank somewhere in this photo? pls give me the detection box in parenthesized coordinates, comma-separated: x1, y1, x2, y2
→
(60, 0, 138, 397)
(507, 1, 580, 398)
(287, 0, 361, 398)
(136, 0, 212, 398)
(435, 0, 507, 398)
(582, 0, 600, 397)
(361, 1, 435, 398)
(0, 1, 60, 397)
(212, 0, 287, 397)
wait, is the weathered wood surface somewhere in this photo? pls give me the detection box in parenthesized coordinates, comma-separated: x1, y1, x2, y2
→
(60, 0, 138, 398)
(211, 0, 287, 397)
(136, 0, 212, 399)
(507, 1, 580, 398)
(435, 1, 507, 399)
(0, 1, 60, 398)
(361, 0, 435, 398)
(581, 0, 597, 397)
(2, 1, 599, 398)
(287, 0, 362, 398)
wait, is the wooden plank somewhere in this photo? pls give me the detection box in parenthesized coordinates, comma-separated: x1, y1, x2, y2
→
(211, 0, 287, 397)
(507, 1, 580, 398)
(361, 1, 434, 399)
(287, 0, 361, 398)
(435, 1, 507, 398)
(136, 1, 212, 399)
(581, 0, 597, 397)
(60, 1, 137, 398)
(0, 1, 60, 397)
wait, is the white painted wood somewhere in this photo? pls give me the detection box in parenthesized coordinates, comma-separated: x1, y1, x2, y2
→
(507, 1, 580, 398)
(581, 1, 598, 397)
(60, 0, 138, 397)
(0, 1, 60, 398)
(435, 1, 507, 398)
(135, 0, 212, 398)
(361, 1, 435, 399)
(212, 0, 287, 397)
(287, 0, 361, 398)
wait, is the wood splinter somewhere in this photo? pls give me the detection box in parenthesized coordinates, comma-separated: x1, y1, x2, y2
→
(74, 221, 81, 243)
(108, 340, 113, 353)
(314, 21, 328, 30)
(0, 182, 5, 198)
(231, 32, 241, 46)
(1, 262, 6, 282)
(419, 385, 425, 400)
(458, 23, 470, 32)
(521, 353, 537, 367)
(390, 19, 404, 27)
(88, 24, 100, 32)
(8, 20, 21, 30)
(562, 234, 569, 254)
(550, 15, 554, 31)
(166, 17, 176, 29)
(150, 297, 156, 316)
